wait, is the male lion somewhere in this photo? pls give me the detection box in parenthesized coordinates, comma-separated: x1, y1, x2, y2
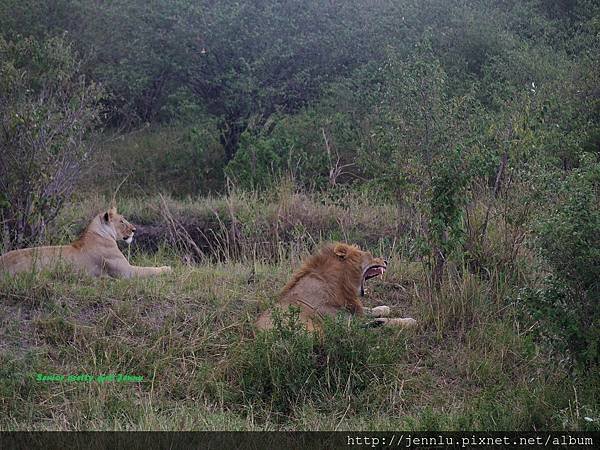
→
(256, 242, 417, 331)
(0, 206, 172, 278)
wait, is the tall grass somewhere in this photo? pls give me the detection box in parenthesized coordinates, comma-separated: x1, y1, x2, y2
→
(1, 187, 598, 431)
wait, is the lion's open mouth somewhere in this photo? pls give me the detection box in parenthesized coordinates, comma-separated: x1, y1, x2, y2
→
(360, 264, 387, 296)
(364, 265, 386, 280)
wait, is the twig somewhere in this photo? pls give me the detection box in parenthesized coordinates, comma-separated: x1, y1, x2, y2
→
(157, 194, 204, 260)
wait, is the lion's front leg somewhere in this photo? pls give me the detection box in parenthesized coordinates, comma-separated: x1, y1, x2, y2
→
(373, 317, 417, 328)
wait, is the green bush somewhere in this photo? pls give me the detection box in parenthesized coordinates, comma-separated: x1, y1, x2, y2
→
(231, 309, 405, 415)
(224, 112, 330, 190)
(533, 157, 600, 366)
(521, 276, 599, 368)
(537, 159, 600, 291)
(0, 35, 103, 250)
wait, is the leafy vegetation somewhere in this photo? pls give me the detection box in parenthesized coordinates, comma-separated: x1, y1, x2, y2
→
(0, 35, 103, 249)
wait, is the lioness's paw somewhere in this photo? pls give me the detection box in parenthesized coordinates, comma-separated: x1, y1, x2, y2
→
(370, 306, 391, 317)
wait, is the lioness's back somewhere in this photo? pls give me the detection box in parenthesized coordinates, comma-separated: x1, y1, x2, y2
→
(0, 245, 76, 275)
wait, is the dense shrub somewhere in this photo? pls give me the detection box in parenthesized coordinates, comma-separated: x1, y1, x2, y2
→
(533, 158, 600, 366)
(0, 35, 103, 251)
(538, 159, 600, 291)
(230, 309, 405, 415)
(224, 112, 335, 190)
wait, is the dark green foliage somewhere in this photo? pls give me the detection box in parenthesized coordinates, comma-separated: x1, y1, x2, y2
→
(235, 308, 316, 413)
(522, 277, 599, 368)
(538, 159, 600, 290)
(4, 0, 597, 168)
(224, 112, 332, 190)
(427, 147, 469, 266)
(232, 310, 404, 415)
(531, 158, 600, 366)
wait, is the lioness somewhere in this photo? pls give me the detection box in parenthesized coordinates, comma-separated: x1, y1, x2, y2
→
(0, 206, 172, 278)
(256, 242, 417, 331)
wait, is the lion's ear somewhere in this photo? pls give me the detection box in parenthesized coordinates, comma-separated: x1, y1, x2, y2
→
(103, 212, 110, 223)
(334, 244, 349, 259)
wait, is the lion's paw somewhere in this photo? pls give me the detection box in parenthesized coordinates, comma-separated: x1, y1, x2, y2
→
(394, 317, 417, 328)
(370, 306, 391, 317)
(374, 317, 417, 328)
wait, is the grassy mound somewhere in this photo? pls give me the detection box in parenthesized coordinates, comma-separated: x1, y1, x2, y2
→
(0, 193, 598, 430)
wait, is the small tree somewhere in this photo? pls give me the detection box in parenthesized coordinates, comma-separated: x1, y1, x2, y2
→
(367, 41, 477, 286)
(0, 36, 103, 250)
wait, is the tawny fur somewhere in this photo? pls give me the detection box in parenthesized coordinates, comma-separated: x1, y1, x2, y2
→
(256, 243, 386, 331)
(0, 207, 171, 279)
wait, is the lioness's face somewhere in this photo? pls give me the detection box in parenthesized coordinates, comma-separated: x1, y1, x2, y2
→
(104, 207, 136, 244)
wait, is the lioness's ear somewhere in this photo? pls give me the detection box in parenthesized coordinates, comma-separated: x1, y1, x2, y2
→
(334, 244, 348, 259)
(103, 211, 110, 223)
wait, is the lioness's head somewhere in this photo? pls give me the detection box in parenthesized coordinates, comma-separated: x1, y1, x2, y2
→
(101, 206, 136, 244)
(332, 243, 388, 296)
